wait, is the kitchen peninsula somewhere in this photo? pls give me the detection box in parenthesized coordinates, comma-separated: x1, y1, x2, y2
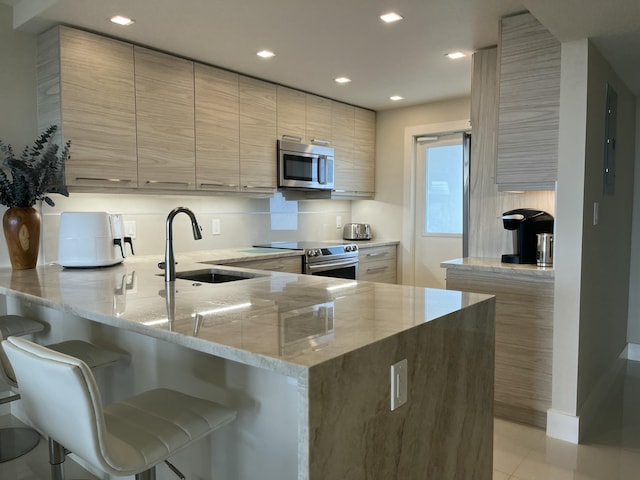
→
(0, 253, 495, 480)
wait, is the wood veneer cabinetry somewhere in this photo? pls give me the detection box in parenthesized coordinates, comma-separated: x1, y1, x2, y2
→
(496, 12, 561, 190)
(358, 244, 397, 284)
(239, 76, 277, 192)
(445, 266, 553, 427)
(37, 26, 138, 188)
(305, 94, 332, 145)
(195, 64, 240, 192)
(277, 86, 307, 143)
(135, 47, 196, 190)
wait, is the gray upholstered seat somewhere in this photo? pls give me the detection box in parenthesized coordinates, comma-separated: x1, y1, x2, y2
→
(3, 336, 237, 480)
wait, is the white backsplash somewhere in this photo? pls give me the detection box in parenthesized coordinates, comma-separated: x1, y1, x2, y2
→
(38, 192, 352, 265)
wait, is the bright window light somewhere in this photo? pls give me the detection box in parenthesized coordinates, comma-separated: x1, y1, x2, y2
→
(110, 15, 135, 26)
(380, 12, 403, 23)
(335, 77, 352, 84)
(257, 50, 276, 58)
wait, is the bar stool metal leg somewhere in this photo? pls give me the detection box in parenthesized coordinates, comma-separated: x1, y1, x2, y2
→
(48, 438, 65, 480)
(135, 466, 156, 480)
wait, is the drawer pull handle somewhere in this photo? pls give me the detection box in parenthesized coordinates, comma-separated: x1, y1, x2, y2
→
(282, 135, 302, 143)
(145, 180, 190, 187)
(243, 185, 274, 190)
(366, 266, 388, 273)
(199, 182, 237, 188)
(311, 139, 331, 146)
(75, 177, 132, 184)
(366, 252, 388, 257)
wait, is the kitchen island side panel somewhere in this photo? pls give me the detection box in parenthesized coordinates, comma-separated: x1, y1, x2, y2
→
(306, 298, 495, 480)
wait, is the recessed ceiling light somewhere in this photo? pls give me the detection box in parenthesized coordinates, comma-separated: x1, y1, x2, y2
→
(390, 96, 404, 101)
(380, 12, 404, 23)
(447, 51, 466, 59)
(335, 77, 351, 84)
(110, 15, 135, 26)
(257, 50, 276, 58)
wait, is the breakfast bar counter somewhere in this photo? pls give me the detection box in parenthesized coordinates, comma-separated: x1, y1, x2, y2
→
(0, 255, 495, 480)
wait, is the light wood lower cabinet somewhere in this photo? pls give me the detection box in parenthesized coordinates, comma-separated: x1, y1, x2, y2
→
(135, 47, 196, 190)
(358, 244, 397, 284)
(221, 256, 302, 274)
(37, 26, 138, 188)
(445, 268, 553, 428)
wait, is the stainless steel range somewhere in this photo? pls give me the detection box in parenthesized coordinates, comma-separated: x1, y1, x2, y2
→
(254, 241, 359, 279)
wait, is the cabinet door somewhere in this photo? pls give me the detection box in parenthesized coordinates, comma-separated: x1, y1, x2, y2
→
(239, 76, 277, 192)
(277, 86, 306, 143)
(195, 64, 240, 192)
(135, 47, 195, 190)
(53, 27, 137, 188)
(353, 108, 376, 194)
(305, 94, 332, 146)
(497, 12, 560, 190)
(331, 101, 355, 193)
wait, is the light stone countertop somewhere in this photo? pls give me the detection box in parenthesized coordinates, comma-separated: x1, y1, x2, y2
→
(441, 257, 554, 277)
(0, 253, 492, 378)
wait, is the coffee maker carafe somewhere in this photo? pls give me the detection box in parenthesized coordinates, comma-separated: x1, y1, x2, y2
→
(501, 209, 554, 264)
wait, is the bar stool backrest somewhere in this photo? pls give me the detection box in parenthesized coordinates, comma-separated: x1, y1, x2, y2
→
(3, 336, 113, 473)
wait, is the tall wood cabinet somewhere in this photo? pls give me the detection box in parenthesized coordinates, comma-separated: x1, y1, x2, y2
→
(331, 102, 355, 194)
(135, 47, 196, 190)
(239, 76, 277, 192)
(276, 86, 307, 143)
(37, 26, 138, 188)
(305, 94, 332, 145)
(195, 64, 240, 192)
(496, 12, 561, 190)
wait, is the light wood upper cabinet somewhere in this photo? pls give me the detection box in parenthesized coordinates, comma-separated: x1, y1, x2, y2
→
(331, 101, 355, 193)
(135, 47, 196, 190)
(353, 108, 376, 194)
(239, 76, 277, 192)
(195, 64, 240, 192)
(306, 94, 332, 145)
(497, 12, 560, 190)
(37, 26, 138, 188)
(277, 86, 306, 143)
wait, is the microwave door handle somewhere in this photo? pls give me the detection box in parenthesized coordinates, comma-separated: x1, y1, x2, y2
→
(318, 156, 326, 185)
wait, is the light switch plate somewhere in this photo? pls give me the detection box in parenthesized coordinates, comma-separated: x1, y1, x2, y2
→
(390, 358, 408, 411)
(212, 218, 221, 235)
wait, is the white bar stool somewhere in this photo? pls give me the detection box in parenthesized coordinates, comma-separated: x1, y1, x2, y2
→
(3, 336, 237, 480)
(0, 314, 125, 464)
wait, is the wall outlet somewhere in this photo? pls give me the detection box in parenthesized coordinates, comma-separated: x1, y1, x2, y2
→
(390, 359, 408, 411)
(124, 220, 136, 239)
(212, 218, 221, 235)
(336, 215, 342, 229)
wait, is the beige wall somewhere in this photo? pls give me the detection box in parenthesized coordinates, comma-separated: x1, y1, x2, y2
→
(351, 97, 471, 282)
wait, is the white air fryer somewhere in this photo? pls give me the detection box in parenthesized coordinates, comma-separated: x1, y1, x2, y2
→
(58, 212, 134, 268)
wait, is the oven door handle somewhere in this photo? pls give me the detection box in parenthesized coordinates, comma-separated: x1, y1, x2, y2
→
(307, 259, 359, 272)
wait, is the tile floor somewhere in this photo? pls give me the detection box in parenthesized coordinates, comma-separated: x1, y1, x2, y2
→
(2, 360, 639, 480)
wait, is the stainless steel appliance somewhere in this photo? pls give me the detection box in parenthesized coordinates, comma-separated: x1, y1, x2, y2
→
(277, 140, 334, 191)
(254, 241, 359, 279)
(58, 212, 134, 268)
(343, 223, 372, 240)
(501, 209, 554, 264)
(536, 233, 554, 267)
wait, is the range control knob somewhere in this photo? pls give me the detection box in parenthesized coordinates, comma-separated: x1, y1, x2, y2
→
(307, 249, 319, 257)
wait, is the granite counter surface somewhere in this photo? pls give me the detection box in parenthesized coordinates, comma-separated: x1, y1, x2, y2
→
(441, 256, 554, 277)
(0, 253, 491, 378)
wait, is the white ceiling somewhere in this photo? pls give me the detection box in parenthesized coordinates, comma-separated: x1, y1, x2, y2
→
(3, 0, 639, 111)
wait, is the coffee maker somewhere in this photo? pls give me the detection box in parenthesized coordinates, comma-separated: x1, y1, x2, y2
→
(501, 209, 554, 264)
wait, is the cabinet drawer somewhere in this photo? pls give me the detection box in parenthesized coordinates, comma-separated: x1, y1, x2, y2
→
(359, 245, 397, 262)
(359, 257, 396, 283)
(223, 256, 302, 274)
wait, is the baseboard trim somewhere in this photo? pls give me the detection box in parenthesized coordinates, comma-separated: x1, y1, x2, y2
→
(626, 343, 640, 361)
(546, 409, 580, 443)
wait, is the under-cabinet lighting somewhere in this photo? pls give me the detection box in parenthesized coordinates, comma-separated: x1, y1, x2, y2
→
(380, 12, 404, 23)
(447, 51, 466, 59)
(335, 77, 351, 84)
(390, 95, 404, 101)
(257, 50, 276, 58)
(110, 15, 135, 26)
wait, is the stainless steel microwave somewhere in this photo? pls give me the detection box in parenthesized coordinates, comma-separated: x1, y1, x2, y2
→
(277, 140, 334, 190)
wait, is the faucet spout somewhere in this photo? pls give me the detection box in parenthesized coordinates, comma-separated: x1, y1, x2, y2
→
(165, 207, 202, 282)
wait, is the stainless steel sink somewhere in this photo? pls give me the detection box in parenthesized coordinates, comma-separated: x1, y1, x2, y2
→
(163, 268, 266, 284)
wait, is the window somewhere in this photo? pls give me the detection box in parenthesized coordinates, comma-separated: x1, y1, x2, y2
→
(422, 138, 463, 235)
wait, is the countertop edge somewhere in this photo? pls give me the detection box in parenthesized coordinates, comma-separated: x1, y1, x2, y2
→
(441, 257, 554, 277)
